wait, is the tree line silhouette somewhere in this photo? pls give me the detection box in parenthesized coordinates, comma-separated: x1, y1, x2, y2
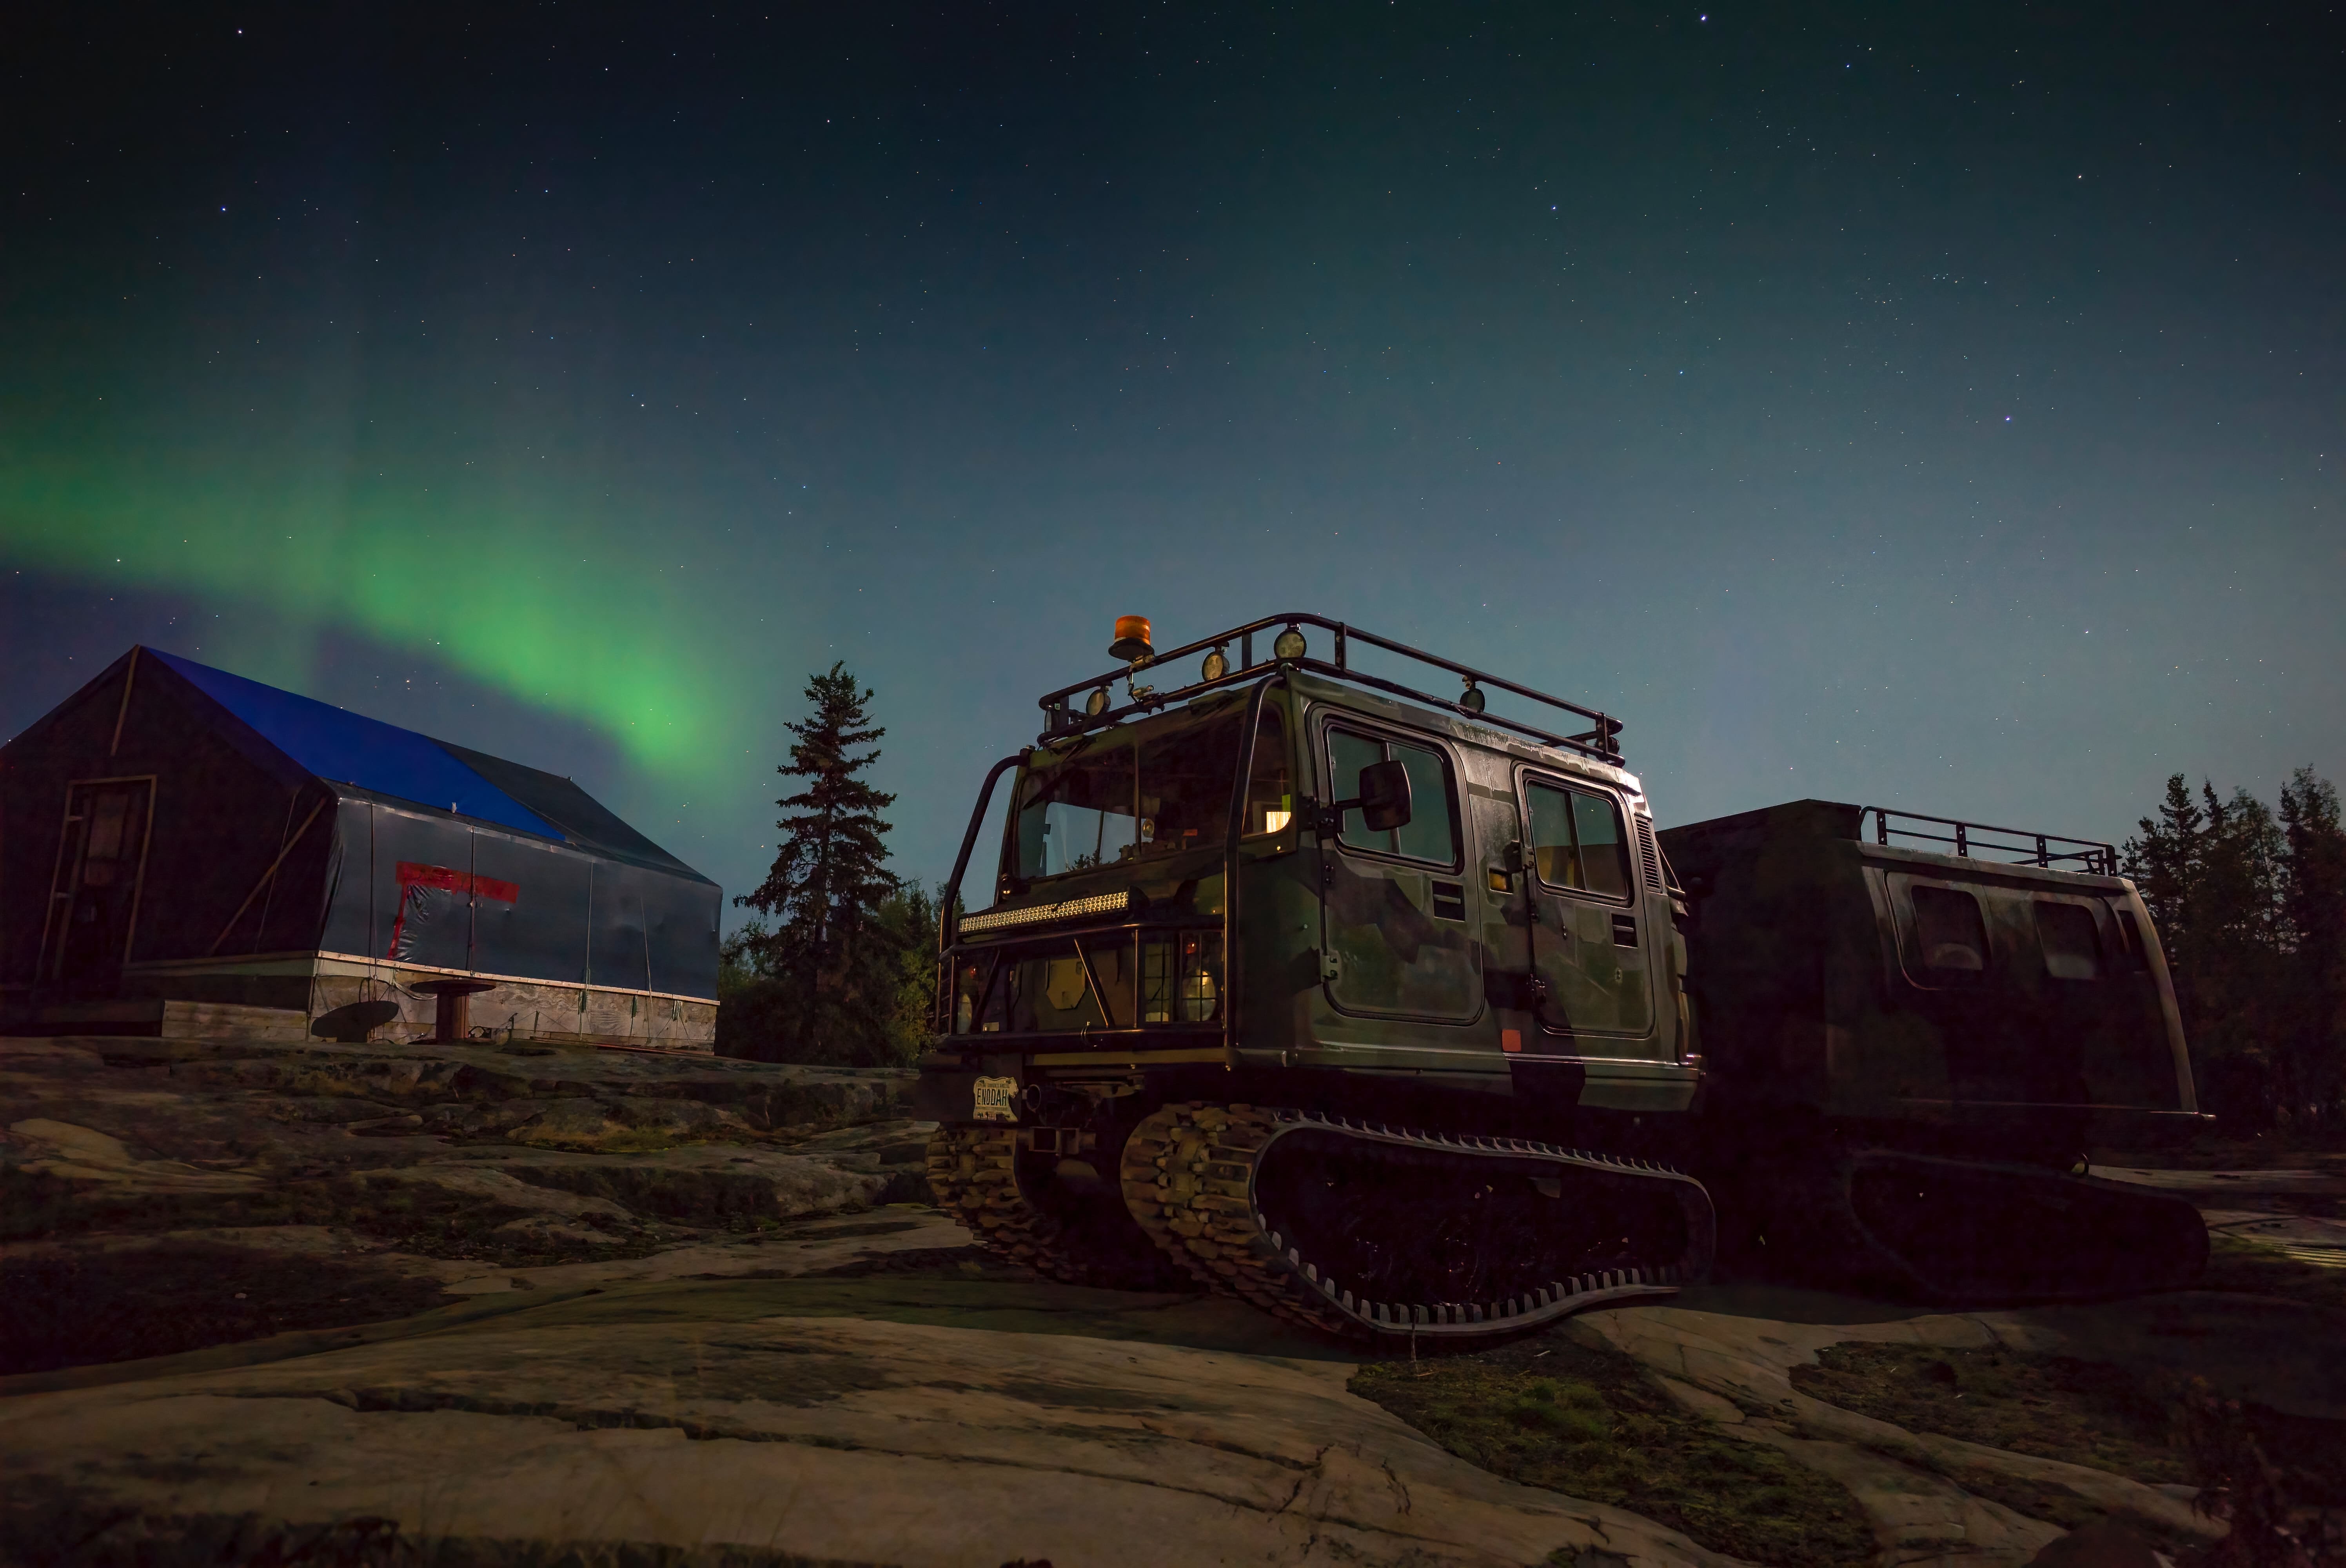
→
(2125, 769, 2346, 1135)
(715, 661, 2346, 1127)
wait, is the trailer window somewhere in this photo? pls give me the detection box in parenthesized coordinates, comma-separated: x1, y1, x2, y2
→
(1329, 727, 1458, 864)
(1525, 780, 1632, 898)
(1911, 886, 1989, 974)
(2035, 900, 2101, 981)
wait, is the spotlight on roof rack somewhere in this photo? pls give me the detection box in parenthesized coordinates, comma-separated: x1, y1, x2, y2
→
(1109, 614, 1155, 663)
(1460, 679, 1487, 713)
(1273, 625, 1307, 661)
(1201, 646, 1229, 682)
(1085, 687, 1111, 717)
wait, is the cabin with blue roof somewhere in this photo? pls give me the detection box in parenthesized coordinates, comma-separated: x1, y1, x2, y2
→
(0, 646, 720, 1049)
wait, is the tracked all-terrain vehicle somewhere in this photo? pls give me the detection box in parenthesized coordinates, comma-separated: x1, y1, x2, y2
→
(916, 613, 2209, 1341)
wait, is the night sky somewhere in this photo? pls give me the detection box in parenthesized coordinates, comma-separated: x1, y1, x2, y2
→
(5, 3, 2341, 916)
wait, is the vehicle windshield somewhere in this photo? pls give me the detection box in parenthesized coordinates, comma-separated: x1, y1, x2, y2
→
(1013, 701, 1291, 882)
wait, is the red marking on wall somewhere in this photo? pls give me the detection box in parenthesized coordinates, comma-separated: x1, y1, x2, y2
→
(386, 862, 519, 959)
(395, 862, 518, 902)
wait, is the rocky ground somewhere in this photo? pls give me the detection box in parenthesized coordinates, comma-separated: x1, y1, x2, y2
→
(2, 1033, 2342, 1568)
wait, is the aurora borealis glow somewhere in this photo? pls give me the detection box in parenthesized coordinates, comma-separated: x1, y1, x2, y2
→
(5, 5, 2342, 909)
(3, 457, 724, 767)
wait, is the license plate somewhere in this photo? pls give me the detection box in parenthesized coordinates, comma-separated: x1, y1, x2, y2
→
(972, 1075, 1019, 1122)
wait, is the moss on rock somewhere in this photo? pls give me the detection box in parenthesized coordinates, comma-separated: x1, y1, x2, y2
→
(1351, 1330, 1878, 1568)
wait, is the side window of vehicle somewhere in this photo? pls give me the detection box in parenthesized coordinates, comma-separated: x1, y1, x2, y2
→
(1525, 779, 1633, 898)
(1910, 885, 1989, 977)
(1392, 741, 1456, 863)
(1327, 725, 1460, 865)
(1244, 706, 1295, 838)
(2110, 905, 2152, 973)
(1571, 790, 1632, 898)
(1329, 729, 1386, 853)
(2035, 900, 2101, 981)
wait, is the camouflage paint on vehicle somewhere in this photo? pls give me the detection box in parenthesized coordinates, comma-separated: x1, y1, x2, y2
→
(918, 614, 2207, 1325)
(1659, 799, 2196, 1155)
(937, 669, 1695, 1116)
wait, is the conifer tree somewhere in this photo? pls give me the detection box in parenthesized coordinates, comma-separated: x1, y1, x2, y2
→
(2125, 774, 2204, 954)
(737, 663, 903, 1062)
(2279, 769, 2346, 1127)
(2127, 769, 2343, 1131)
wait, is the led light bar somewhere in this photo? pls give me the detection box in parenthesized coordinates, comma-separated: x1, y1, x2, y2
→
(958, 889, 1138, 935)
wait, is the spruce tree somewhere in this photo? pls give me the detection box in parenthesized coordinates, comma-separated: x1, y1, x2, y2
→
(2126, 772, 2326, 1131)
(2124, 774, 2204, 953)
(737, 663, 903, 1063)
(2279, 769, 2346, 1128)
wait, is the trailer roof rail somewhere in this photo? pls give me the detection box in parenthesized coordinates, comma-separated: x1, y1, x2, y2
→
(1034, 611, 1624, 762)
(1859, 805, 2118, 877)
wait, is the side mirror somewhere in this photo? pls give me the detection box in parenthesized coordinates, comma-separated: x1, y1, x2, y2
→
(1355, 759, 1413, 833)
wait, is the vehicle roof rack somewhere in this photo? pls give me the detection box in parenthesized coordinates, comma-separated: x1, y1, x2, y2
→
(1859, 805, 2118, 877)
(1035, 612, 1623, 762)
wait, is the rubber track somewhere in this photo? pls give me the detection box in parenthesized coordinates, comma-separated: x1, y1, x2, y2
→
(924, 1123, 1100, 1286)
(1118, 1101, 1716, 1341)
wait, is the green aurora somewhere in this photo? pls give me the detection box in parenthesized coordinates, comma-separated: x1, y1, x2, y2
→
(5, 3, 2341, 903)
(1, 447, 731, 774)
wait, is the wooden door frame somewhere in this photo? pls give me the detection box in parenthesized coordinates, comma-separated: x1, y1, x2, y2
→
(38, 775, 160, 981)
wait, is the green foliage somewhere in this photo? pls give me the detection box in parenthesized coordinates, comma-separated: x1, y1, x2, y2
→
(1352, 1331, 1876, 1568)
(2199, 1233, 2346, 1314)
(714, 913, 815, 1063)
(874, 882, 955, 1064)
(716, 884, 950, 1067)
(713, 970, 810, 1062)
(730, 664, 907, 1065)
(0, 1163, 78, 1242)
(1785, 1342, 2346, 1559)
(2278, 771, 2346, 1133)
(2172, 1376, 2346, 1565)
(2, 1239, 456, 1376)
(1, 1167, 648, 1267)
(1792, 1341, 2188, 1484)
(2126, 768, 2346, 1132)
(718, 913, 773, 998)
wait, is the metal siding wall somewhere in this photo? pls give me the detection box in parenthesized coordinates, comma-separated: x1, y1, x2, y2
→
(367, 809, 479, 970)
(310, 797, 714, 1000)
(587, 860, 655, 993)
(315, 802, 377, 959)
(468, 830, 592, 985)
(649, 873, 721, 1000)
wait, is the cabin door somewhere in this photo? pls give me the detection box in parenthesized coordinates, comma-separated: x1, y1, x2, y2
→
(1516, 773, 1657, 1051)
(1317, 720, 1480, 1022)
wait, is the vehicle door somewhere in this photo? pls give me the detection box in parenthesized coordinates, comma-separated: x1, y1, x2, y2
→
(1516, 772, 1658, 1052)
(1319, 719, 1480, 1021)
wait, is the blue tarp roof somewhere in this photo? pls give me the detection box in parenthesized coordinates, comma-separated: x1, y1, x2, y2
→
(150, 650, 567, 842)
